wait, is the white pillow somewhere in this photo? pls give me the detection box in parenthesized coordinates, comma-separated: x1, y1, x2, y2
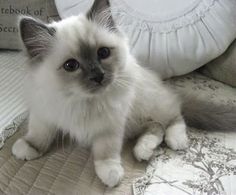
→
(55, 0, 236, 79)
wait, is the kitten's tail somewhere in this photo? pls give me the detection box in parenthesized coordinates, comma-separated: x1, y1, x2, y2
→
(182, 96, 236, 131)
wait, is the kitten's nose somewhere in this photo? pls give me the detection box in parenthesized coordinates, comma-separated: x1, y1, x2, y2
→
(89, 72, 104, 84)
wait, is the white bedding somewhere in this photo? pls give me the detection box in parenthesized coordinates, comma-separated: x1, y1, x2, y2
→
(0, 51, 27, 149)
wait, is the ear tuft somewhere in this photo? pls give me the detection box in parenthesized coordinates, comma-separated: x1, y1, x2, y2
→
(86, 0, 116, 30)
(19, 16, 56, 59)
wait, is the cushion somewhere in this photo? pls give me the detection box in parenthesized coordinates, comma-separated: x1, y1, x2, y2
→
(201, 39, 236, 87)
(55, 0, 236, 79)
(0, 0, 59, 50)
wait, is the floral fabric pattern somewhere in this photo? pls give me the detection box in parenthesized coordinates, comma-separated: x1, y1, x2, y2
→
(133, 72, 236, 195)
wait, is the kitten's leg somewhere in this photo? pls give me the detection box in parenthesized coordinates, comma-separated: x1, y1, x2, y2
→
(133, 122, 164, 161)
(165, 116, 188, 150)
(12, 113, 57, 160)
(92, 132, 124, 188)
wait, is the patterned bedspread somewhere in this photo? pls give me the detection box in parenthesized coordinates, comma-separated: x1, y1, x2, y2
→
(133, 73, 236, 195)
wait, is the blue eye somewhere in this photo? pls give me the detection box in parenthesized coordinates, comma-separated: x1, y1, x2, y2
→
(97, 47, 110, 59)
(63, 59, 80, 72)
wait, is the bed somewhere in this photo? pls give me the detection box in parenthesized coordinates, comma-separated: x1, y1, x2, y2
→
(0, 51, 236, 195)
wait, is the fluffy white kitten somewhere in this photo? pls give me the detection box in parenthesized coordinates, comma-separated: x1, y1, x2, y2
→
(12, 0, 188, 187)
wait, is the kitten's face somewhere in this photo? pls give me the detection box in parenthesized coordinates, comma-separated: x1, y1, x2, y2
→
(20, 0, 129, 97)
(51, 15, 128, 96)
(55, 15, 129, 95)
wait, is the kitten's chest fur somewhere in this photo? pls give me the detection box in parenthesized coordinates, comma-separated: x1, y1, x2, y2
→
(30, 86, 133, 145)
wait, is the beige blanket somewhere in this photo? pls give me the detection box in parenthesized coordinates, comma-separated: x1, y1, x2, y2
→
(0, 121, 145, 195)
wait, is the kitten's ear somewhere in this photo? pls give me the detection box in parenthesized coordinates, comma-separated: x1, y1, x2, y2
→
(19, 16, 56, 59)
(87, 0, 115, 30)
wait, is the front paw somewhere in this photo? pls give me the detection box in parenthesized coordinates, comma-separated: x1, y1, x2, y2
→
(133, 134, 161, 161)
(94, 159, 124, 187)
(12, 138, 41, 160)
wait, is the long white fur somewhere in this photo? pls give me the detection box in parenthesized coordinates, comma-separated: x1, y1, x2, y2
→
(12, 14, 188, 187)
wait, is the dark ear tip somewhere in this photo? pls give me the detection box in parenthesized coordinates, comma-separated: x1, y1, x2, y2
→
(19, 16, 34, 24)
(104, 0, 110, 4)
(18, 16, 35, 30)
(19, 16, 47, 28)
(103, 0, 111, 6)
(87, 0, 113, 20)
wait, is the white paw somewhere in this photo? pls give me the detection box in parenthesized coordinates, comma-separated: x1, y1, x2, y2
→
(133, 134, 161, 161)
(94, 159, 124, 187)
(12, 138, 41, 160)
(165, 127, 189, 150)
